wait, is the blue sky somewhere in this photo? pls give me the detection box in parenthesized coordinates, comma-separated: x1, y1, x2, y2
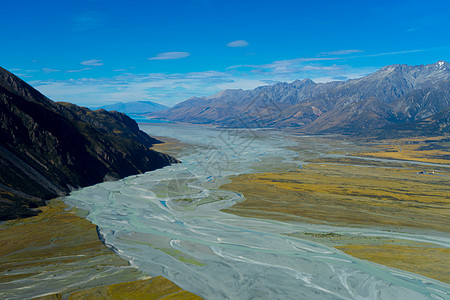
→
(1, 0, 449, 107)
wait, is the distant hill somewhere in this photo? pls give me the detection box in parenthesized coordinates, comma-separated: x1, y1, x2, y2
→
(153, 61, 450, 136)
(100, 101, 169, 114)
(0, 67, 177, 221)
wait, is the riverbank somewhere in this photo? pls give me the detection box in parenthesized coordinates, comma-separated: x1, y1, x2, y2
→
(0, 200, 200, 299)
(222, 136, 450, 283)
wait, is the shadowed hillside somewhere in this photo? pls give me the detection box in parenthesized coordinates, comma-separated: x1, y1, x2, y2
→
(0, 67, 178, 220)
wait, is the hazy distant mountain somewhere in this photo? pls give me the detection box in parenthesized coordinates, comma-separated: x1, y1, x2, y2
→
(154, 79, 340, 126)
(0, 67, 177, 220)
(101, 101, 169, 114)
(153, 61, 450, 135)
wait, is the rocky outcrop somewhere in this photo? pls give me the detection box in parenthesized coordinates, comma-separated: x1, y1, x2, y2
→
(0, 67, 178, 221)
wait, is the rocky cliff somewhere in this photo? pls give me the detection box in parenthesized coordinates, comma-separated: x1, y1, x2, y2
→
(0, 67, 177, 221)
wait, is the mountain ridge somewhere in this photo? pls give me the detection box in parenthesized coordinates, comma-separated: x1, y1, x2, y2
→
(152, 61, 450, 135)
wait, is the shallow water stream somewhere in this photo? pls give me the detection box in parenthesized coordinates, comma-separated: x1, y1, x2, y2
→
(64, 123, 449, 299)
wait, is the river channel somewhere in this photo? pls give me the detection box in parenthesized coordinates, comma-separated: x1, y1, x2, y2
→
(64, 123, 450, 299)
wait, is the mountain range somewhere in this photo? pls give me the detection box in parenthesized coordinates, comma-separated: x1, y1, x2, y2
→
(153, 61, 450, 136)
(100, 100, 169, 115)
(0, 67, 177, 221)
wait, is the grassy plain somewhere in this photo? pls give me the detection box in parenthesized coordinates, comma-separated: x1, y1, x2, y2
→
(66, 276, 200, 300)
(222, 136, 450, 283)
(151, 136, 192, 157)
(223, 162, 449, 230)
(356, 136, 450, 164)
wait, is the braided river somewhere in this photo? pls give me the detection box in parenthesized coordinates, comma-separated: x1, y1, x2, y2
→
(65, 123, 450, 299)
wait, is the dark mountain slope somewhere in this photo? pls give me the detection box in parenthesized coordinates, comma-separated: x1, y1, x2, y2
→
(375, 106, 450, 138)
(0, 67, 177, 220)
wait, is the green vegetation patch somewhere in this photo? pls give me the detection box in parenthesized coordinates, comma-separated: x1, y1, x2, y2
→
(155, 248, 205, 266)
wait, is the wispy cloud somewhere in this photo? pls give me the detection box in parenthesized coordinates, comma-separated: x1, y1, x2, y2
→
(227, 40, 249, 47)
(30, 48, 428, 107)
(15, 73, 33, 78)
(148, 52, 190, 60)
(67, 67, 92, 73)
(333, 76, 349, 81)
(301, 65, 340, 71)
(257, 57, 339, 70)
(226, 57, 338, 71)
(31, 62, 371, 108)
(81, 59, 103, 66)
(318, 49, 425, 60)
(356, 49, 424, 58)
(228, 48, 427, 75)
(32, 71, 233, 107)
(320, 49, 363, 56)
(42, 68, 61, 73)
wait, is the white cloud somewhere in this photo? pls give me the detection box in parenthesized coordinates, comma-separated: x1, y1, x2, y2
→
(148, 52, 190, 60)
(81, 59, 103, 66)
(227, 40, 249, 47)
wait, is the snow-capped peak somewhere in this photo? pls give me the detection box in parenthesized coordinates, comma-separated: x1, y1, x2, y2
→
(434, 61, 448, 69)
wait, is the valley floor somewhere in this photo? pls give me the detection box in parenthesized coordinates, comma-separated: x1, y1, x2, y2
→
(0, 200, 201, 299)
(222, 136, 450, 283)
(2, 127, 447, 298)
